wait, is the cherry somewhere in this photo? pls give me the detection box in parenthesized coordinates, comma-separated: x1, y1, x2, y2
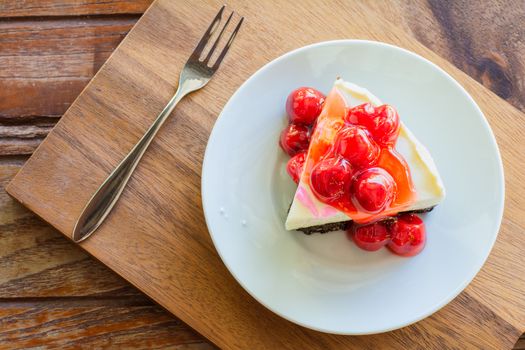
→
(387, 214, 426, 257)
(310, 157, 352, 202)
(286, 87, 326, 126)
(345, 103, 400, 147)
(280, 123, 310, 156)
(334, 125, 379, 168)
(352, 168, 396, 213)
(286, 152, 306, 184)
(349, 221, 391, 251)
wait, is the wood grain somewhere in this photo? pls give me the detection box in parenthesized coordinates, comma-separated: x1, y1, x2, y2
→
(0, 16, 137, 119)
(0, 1, 209, 347)
(0, 161, 125, 297)
(0, 302, 212, 349)
(516, 334, 525, 350)
(0, 0, 152, 17)
(0, 16, 138, 155)
(0, 159, 212, 348)
(397, 0, 525, 112)
(6, 0, 525, 349)
(0, 122, 54, 156)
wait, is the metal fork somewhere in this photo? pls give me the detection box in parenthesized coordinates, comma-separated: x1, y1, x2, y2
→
(72, 6, 243, 243)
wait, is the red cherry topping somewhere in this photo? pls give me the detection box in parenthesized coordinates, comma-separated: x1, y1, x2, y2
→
(286, 152, 306, 184)
(387, 214, 426, 257)
(280, 123, 310, 156)
(280, 85, 420, 256)
(349, 221, 391, 251)
(310, 157, 352, 202)
(352, 168, 396, 213)
(334, 125, 380, 168)
(345, 103, 400, 147)
(286, 87, 326, 126)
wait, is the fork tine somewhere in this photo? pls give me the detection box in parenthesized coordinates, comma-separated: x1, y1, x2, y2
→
(190, 5, 225, 60)
(211, 17, 244, 70)
(203, 11, 233, 63)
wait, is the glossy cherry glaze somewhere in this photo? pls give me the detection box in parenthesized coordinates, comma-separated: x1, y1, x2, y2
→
(286, 152, 306, 184)
(279, 85, 426, 257)
(345, 103, 400, 147)
(286, 87, 326, 125)
(349, 221, 391, 251)
(279, 123, 310, 156)
(303, 88, 416, 224)
(334, 125, 379, 168)
(310, 157, 352, 202)
(387, 214, 426, 256)
(352, 168, 396, 213)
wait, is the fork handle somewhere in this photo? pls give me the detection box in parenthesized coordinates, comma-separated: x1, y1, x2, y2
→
(72, 85, 189, 243)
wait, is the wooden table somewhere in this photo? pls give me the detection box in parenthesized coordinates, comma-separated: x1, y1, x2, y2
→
(0, 1, 523, 348)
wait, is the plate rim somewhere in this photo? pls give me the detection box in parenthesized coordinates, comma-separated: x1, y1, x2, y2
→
(201, 39, 505, 334)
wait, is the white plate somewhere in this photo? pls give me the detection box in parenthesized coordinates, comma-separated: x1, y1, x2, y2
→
(201, 40, 504, 334)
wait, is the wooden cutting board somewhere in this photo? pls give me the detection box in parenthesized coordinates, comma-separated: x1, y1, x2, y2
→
(6, 0, 525, 348)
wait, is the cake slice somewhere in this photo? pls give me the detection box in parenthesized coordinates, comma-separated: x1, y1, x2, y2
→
(285, 79, 445, 233)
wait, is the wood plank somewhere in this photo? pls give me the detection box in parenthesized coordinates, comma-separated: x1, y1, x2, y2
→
(0, 17, 136, 56)
(0, 161, 131, 297)
(6, 0, 524, 349)
(0, 17, 138, 155)
(0, 10, 209, 345)
(0, 301, 211, 349)
(0, 17, 137, 119)
(395, 0, 525, 112)
(0, 123, 53, 155)
(0, 160, 212, 347)
(0, 0, 153, 17)
(0, 137, 44, 155)
(331, 2, 525, 112)
(515, 334, 525, 350)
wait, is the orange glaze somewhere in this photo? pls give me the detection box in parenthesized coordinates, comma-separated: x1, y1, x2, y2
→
(301, 88, 346, 178)
(300, 87, 416, 224)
